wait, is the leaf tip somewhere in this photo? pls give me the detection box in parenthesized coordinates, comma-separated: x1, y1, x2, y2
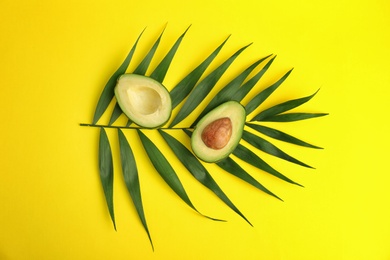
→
(265, 53, 274, 59)
(224, 34, 232, 42)
(185, 24, 192, 31)
(246, 42, 254, 48)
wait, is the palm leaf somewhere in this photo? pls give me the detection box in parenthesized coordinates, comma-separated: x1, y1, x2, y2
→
(170, 36, 230, 109)
(109, 103, 123, 125)
(192, 54, 272, 126)
(246, 123, 323, 149)
(232, 55, 276, 102)
(159, 130, 251, 226)
(245, 69, 293, 115)
(233, 144, 302, 187)
(150, 25, 190, 82)
(258, 112, 328, 122)
(137, 129, 213, 219)
(216, 157, 282, 201)
(118, 129, 153, 250)
(251, 89, 320, 121)
(242, 130, 313, 168)
(133, 26, 165, 75)
(169, 43, 252, 127)
(82, 26, 327, 248)
(98, 128, 116, 230)
(92, 29, 144, 124)
(125, 119, 133, 127)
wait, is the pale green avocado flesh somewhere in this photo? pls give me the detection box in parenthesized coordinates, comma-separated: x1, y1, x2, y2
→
(191, 101, 246, 163)
(114, 74, 172, 128)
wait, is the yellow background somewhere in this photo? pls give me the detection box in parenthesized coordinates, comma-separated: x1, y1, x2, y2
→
(1, 0, 389, 259)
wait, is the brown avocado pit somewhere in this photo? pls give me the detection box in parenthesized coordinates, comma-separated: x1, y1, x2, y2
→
(201, 117, 232, 150)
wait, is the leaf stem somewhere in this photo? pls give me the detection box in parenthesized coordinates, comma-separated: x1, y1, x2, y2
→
(79, 123, 193, 130)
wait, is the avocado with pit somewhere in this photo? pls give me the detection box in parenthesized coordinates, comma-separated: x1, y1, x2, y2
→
(114, 74, 172, 128)
(191, 101, 246, 163)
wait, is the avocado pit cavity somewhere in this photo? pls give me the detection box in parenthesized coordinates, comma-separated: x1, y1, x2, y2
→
(114, 74, 172, 128)
(201, 117, 232, 150)
(127, 86, 162, 115)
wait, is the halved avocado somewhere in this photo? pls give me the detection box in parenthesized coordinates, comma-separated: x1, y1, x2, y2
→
(191, 101, 246, 163)
(114, 74, 172, 128)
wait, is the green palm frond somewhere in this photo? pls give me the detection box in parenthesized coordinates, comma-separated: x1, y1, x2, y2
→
(232, 143, 303, 187)
(232, 55, 277, 103)
(159, 129, 251, 226)
(133, 27, 165, 75)
(191, 54, 274, 127)
(170, 36, 229, 109)
(149, 25, 190, 82)
(241, 130, 313, 168)
(216, 156, 283, 201)
(169, 42, 252, 127)
(98, 128, 116, 230)
(137, 130, 210, 218)
(245, 123, 323, 149)
(117, 129, 153, 249)
(80, 25, 327, 249)
(250, 89, 322, 121)
(254, 112, 328, 122)
(93, 29, 145, 125)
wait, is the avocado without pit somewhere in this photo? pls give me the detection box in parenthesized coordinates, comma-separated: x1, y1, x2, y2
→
(114, 74, 172, 128)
